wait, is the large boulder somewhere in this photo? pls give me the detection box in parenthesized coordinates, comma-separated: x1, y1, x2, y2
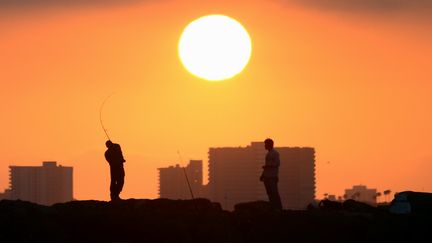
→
(318, 199, 343, 210)
(390, 191, 432, 214)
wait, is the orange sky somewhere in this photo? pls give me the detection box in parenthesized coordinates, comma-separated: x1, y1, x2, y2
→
(0, 0, 431, 201)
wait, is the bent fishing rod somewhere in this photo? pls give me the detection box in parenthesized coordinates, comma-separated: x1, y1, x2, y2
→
(99, 93, 115, 141)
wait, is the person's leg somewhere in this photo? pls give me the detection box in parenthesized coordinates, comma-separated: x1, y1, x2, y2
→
(264, 180, 270, 199)
(265, 178, 283, 210)
(264, 179, 274, 205)
(117, 167, 125, 198)
(110, 166, 117, 201)
(271, 179, 283, 210)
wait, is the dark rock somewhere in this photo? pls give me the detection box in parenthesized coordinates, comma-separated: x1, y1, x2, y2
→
(234, 200, 273, 214)
(319, 199, 343, 210)
(390, 191, 432, 214)
(342, 199, 381, 213)
(0, 198, 430, 242)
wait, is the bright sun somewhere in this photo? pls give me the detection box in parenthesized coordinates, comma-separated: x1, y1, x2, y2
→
(178, 15, 252, 81)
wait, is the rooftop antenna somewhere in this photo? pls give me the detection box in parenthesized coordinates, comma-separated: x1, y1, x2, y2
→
(99, 93, 115, 141)
(177, 150, 195, 200)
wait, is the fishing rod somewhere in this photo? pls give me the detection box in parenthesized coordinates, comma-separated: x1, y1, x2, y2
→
(177, 150, 195, 200)
(99, 93, 115, 141)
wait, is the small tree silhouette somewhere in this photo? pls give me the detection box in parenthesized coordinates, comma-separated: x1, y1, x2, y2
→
(374, 192, 382, 203)
(343, 194, 348, 200)
(323, 193, 328, 199)
(351, 192, 361, 201)
(383, 190, 391, 202)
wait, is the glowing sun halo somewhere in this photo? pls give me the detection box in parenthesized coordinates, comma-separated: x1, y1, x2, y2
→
(178, 15, 252, 81)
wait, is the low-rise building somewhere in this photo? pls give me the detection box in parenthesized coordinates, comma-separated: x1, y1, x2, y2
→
(345, 185, 377, 205)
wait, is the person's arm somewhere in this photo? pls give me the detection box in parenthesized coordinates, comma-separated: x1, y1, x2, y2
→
(117, 145, 126, 162)
(104, 151, 109, 161)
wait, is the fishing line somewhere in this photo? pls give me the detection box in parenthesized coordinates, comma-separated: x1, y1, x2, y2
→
(99, 93, 115, 141)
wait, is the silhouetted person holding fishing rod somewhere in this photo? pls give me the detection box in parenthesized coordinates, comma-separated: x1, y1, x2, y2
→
(105, 140, 126, 202)
(260, 138, 283, 210)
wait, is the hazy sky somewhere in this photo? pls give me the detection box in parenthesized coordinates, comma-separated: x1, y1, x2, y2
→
(0, 0, 431, 201)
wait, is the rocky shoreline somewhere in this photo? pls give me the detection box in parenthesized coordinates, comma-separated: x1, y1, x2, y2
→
(0, 198, 429, 242)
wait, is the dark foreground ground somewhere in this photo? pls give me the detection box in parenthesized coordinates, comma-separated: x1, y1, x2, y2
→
(0, 198, 430, 242)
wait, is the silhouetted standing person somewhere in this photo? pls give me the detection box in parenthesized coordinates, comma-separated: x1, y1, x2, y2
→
(260, 138, 283, 210)
(105, 140, 126, 201)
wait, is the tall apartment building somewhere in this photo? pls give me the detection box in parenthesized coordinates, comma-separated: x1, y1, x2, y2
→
(208, 142, 315, 210)
(345, 185, 377, 206)
(9, 161, 73, 205)
(158, 160, 203, 199)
